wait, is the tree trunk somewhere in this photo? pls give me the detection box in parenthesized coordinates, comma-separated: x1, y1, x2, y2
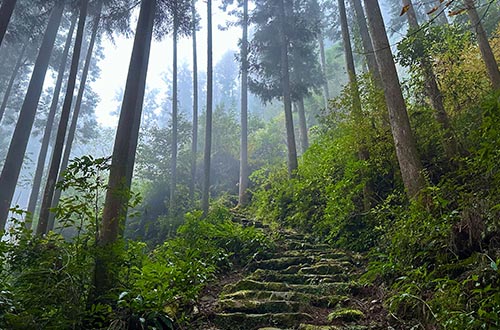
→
(279, 0, 298, 176)
(464, 0, 500, 90)
(189, 0, 198, 202)
(363, 0, 426, 199)
(26, 14, 77, 227)
(296, 97, 309, 153)
(94, 0, 155, 298)
(318, 34, 330, 109)
(238, 0, 249, 207)
(0, 0, 17, 46)
(37, 0, 89, 236)
(47, 2, 102, 232)
(350, 0, 381, 85)
(339, 0, 372, 209)
(201, 0, 213, 216)
(402, 0, 458, 158)
(0, 39, 28, 124)
(170, 9, 178, 216)
(0, 2, 64, 230)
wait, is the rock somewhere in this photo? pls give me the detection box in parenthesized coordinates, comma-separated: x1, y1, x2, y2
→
(327, 308, 365, 322)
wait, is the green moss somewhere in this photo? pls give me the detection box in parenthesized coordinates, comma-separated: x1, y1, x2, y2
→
(327, 308, 365, 322)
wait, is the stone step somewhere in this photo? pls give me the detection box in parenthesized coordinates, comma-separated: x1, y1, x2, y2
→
(221, 290, 349, 308)
(249, 269, 347, 284)
(248, 256, 315, 271)
(298, 262, 350, 276)
(214, 312, 314, 330)
(285, 241, 332, 251)
(224, 279, 354, 296)
(219, 299, 306, 314)
(298, 325, 370, 330)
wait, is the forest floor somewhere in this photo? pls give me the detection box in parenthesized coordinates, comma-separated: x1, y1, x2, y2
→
(189, 214, 399, 330)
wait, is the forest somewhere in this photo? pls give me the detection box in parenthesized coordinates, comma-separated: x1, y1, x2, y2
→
(0, 0, 499, 328)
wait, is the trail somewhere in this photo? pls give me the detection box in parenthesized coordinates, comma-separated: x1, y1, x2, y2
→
(194, 212, 391, 330)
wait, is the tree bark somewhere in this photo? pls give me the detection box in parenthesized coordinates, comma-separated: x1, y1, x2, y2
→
(296, 97, 309, 153)
(170, 8, 178, 216)
(238, 0, 249, 207)
(0, 2, 64, 230)
(363, 0, 426, 199)
(26, 14, 77, 227)
(0, 39, 28, 124)
(99, 0, 155, 246)
(402, 0, 458, 158)
(37, 0, 90, 236)
(339, 0, 372, 209)
(189, 0, 198, 202)
(47, 2, 102, 232)
(201, 0, 213, 215)
(278, 0, 298, 175)
(318, 33, 330, 109)
(464, 0, 500, 90)
(93, 0, 155, 299)
(350, 0, 381, 85)
(0, 0, 17, 46)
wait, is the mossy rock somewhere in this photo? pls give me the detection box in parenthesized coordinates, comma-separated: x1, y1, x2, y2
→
(327, 308, 365, 322)
(286, 241, 331, 251)
(214, 312, 314, 330)
(299, 263, 349, 276)
(299, 325, 368, 330)
(224, 280, 353, 296)
(249, 256, 314, 271)
(250, 269, 345, 284)
(219, 299, 305, 313)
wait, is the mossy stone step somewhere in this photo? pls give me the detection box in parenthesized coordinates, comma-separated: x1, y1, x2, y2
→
(214, 312, 314, 330)
(285, 241, 332, 251)
(298, 325, 369, 330)
(248, 256, 315, 271)
(298, 263, 350, 276)
(221, 290, 348, 308)
(224, 279, 354, 296)
(249, 269, 347, 284)
(219, 299, 306, 314)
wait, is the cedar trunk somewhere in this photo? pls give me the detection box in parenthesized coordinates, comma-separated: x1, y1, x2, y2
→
(363, 0, 426, 198)
(47, 3, 102, 232)
(402, 0, 458, 158)
(37, 0, 90, 235)
(296, 97, 309, 153)
(202, 0, 213, 215)
(350, 0, 381, 85)
(26, 14, 77, 226)
(189, 0, 198, 201)
(94, 0, 155, 298)
(170, 10, 178, 216)
(0, 0, 17, 46)
(0, 3, 64, 230)
(318, 34, 330, 109)
(238, 0, 249, 206)
(464, 0, 500, 90)
(0, 40, 28, 124)
(279, 0, 298, 175)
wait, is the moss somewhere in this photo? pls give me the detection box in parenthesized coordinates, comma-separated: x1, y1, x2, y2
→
(327, 308, 365, 322)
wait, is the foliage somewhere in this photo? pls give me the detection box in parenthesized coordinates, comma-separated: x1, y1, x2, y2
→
(121, 204, 272, 324)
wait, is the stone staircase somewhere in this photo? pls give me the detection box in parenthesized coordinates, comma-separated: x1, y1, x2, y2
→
(199, 224, 386, 330)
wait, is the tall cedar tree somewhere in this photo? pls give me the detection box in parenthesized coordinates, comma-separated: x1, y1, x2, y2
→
(249, 0, 323, 173)
(401, 0, 458, 158)
(0, 2, 64, 230)
(349, 0, 381, 84)
(37, 0, 90, 235)
(26, 14, 77, 225)
(95, 0, 156, 296)
(363, 0, 426, 198)
(189, 0, 198, 201)
(0, 0, 17, 45)
(202, 0, 213, 215)
(464, 0, 500, 89)
(221, 0, 250, 206)
(0, 38, 28, 123)
(47, 1, 103, 231)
